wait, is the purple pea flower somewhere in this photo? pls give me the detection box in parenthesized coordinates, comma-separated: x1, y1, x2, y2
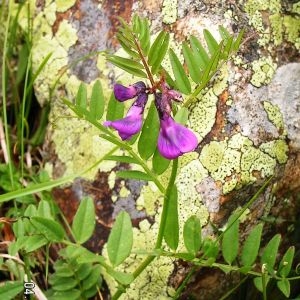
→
(155, 93, 198, 159)
(104, 92, 148, 140)
(114, 81, 146, 101)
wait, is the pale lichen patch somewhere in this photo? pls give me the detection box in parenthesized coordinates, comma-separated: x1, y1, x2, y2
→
(55, 0, 76, 12)
(259, 140, 288, 164)
(250, 57, 277, 87)
(263, 101, 284, 132)
(162, 0, 178, 24)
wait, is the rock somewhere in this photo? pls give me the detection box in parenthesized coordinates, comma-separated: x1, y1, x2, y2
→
(18, 0, 300, 298)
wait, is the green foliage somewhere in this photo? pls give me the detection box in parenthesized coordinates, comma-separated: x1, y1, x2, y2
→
(164, 186, 179, 250)
(47, 246, 102, 300)
(0, 281, 24, 300)
(183, 216, 202, 256)
(241, 223, 263, 267)
(138, 102, 160, 160)
(72, 197, 96, 244)
(222, 214, 239, 265)
(107, 211, 133, 266)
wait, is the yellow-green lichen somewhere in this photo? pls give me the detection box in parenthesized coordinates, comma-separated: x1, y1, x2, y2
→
(199, 133, 281, 193)
(55, 0, 76, 12)
(251, 57, 277, 87)
(102, 218, 175, 299)
(162, 0, 178, 24)
(259, 140, 288, 164)
(245, 0, 300, 49)
(263, 101, 284, 132)
(136, 183, 161, 216)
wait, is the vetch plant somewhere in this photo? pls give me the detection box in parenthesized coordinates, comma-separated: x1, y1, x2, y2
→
(1, 10, 299, 300)
(104, 80, 198, 159)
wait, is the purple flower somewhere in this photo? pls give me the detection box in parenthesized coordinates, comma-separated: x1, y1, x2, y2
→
(154, 92, 198, 159)
(157, 113, 198, 159)
(114, 81, 146, 101)
(104, 93, 148, 140)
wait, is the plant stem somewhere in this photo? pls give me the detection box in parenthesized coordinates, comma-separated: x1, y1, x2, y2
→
(133, 36, 155, 87)
(2, 0, 14, 189)
(112, 159, 178, 299)
(155, 158, 178, 248)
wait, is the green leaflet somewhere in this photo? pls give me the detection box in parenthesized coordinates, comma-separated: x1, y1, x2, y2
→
(152, 148, 170, 175)
(148, 31, 168, 66)
(261, 234, 281, 273)
(164, 186, 179, 250)
(105, 155, 139, 165)
(116, 170, 153, 181)
(106, 92, 124, 121)
(278, 246, 295, 277)
(107, 211, 133, 266)
(203, 29, 219, 55)
(182, 42, 201, 83)
(107, 55, 147, 78)
(90, 80, 105, 120)
(30, 216, 65, 242)
(241, 223, 263, 267)
(222, 214, 239, 265)
(277, 279, 290, 298)
(138, 102, 159, 160)
(76, 83, 87, 109)
(174, 107, 189, 125)
(169, 48, 191, 94)
(0, 281, 24, 300)
(190, 35, 209, 69)
(150, 32, 170, 74)
(72, 197, 96, 244)
(183, 216, 201, 256)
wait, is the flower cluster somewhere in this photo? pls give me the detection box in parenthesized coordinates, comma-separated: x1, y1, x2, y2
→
(104, 81, 198, 159)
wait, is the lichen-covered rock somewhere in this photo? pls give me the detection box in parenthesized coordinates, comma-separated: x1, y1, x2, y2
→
(19, 0, 300, 299)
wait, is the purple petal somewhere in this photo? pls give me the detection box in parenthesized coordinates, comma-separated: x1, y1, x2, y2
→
(157, 115, 198, 159)
(113, 81, 146, 102)
(113, 84, 137, 101)
(104, 115, 142, 140)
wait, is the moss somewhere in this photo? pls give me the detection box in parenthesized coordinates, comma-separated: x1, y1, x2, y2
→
(250, 57, 277, 87)
(162, 0, 178, 24)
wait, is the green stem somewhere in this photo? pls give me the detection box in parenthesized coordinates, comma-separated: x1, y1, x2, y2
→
(112, 159, 178, 299)
(155, 158, 178, 248)
(133, 36, 155, 87)
(2, 0, 14, 189)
